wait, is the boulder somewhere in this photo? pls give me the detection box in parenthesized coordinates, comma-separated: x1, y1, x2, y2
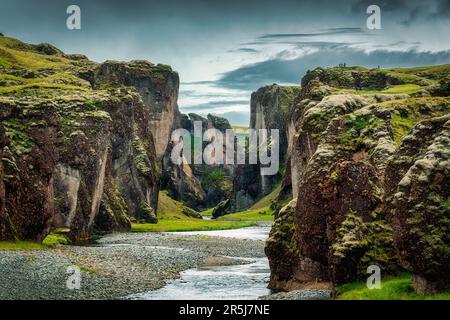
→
(387, 116, 450, 293)
(212, 199, 231, 219)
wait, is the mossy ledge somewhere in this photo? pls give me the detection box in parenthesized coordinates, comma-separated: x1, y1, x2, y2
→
(0, 36, 179, 242)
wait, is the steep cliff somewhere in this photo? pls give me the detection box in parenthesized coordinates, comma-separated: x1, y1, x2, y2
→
(91, 60, 179, 159)
(231, 85, 299, 211)
(161, 112, 234, 210)
(266, 65, 450, 293)
(161, 111, 206, 210)
(0, 36, 179, 241)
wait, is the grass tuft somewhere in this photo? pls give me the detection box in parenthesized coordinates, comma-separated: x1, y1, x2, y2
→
(337, 273, 450, 300)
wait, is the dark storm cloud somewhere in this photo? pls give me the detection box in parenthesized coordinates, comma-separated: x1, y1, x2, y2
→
(228, 48, 260, 54)
(216, 47, 450, 89)
(430, 0, 450, 19)
(400, 5, 429, 26)
(400, 0, 450, 27)
(351, 0, 409, 13)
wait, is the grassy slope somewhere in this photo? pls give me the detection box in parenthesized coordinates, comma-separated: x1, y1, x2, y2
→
(0, 36, 91, 94)
(337, 274, 450, 300)
(131, 191, 256, 232)
(214, 183, 282, 222)
(335, 64, 450, 96)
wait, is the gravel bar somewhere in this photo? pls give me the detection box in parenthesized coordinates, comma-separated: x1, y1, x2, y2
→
(0, 231, 265, 300)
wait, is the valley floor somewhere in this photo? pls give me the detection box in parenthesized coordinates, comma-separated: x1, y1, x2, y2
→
(0, 227, 268, 300)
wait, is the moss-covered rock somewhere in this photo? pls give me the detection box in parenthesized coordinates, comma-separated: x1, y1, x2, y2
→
(0, 36, 178, 241)
(386, 115, 450, 293)
(273, 64, 450, 294)
(265, 199, 300, 290)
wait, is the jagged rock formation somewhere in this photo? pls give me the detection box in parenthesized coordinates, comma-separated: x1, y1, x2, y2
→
(0, 36, 179, 241)
(0, 125, 7, 238)
(91, 60, 179, 159)
(161, 111, 206, 210)
(265, 199, 300, 290)
(162, 112, 234, 210)
(231, 85, 299, 211)
(386, 115, 450, 293)
(266, 65, 450, 293)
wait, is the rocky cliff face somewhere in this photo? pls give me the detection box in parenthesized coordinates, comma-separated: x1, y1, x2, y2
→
(231, 85, 299, 211)
(92, 60, 179, 160)
(161, 111, 206, 210)
(161, 112, 234, 210)
(386, 115, 450, 293)
(0, 36, 179, 241)
(266, 65, 450, 293)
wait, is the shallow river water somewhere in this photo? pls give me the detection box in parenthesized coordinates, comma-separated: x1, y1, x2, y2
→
(129, 227, 272, 300)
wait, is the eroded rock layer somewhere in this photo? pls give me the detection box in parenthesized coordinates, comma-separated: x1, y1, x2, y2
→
(0, 36, 179, 241)
(266, 65, 450, 293)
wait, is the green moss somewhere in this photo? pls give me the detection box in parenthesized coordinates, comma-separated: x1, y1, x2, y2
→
(335, 113, 383, 151)
(250, 183, 281, 210)
(383, 84, 423, 94)
(158, 191, 200, 219)
(3, 119, 33, 154)
(278, 86, 301, 113)
(0, 37, 71, 71)
(337, 273, 450, 300)
(386, 98, 450, 146)
(201, 170, 233, 193)
(130, 130, 153, 175)
(42, 234, 71, 247)
(331, 210, 368, 259)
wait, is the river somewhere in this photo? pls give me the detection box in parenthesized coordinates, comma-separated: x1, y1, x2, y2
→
(128, 226, 272, 300)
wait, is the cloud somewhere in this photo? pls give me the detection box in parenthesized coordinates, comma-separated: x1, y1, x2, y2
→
(257, 27, 365, 40)
(215, 47, 450, 90)
(228, 48, 260, 53)
(182, 100, 249, 111)
(351, 0, 409, 13)
(430, 0, 450, 19)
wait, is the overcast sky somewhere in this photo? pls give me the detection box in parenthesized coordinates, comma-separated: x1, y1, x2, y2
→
(1, 0, 449, 125)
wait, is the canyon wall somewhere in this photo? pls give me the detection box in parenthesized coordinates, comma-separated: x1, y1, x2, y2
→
(0, 37, 179, 241)
(161, 112, 234, 211)
(266, 66, 450, 293)
(231, 84, 299, 211)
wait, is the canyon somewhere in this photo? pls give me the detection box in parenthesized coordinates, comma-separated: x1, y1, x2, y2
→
(0, 35, 449, 296)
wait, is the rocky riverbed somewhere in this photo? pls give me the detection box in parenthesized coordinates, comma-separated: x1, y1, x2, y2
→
(0, 229, 267, 300)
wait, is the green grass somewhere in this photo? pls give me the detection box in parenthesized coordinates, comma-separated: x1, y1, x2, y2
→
(131, 219, 255, 232)
(158, 190, 196, 219)
(378, 97, 450, 146)
(218, 205, 274, 221)
(249, 183, 281, 210)
(0, 231, 72, 250)
(0, 241, 47, 250)
(382, 84, 423, 94)
(0, 37, 71, 71)
(200, 183, 280, 221)
(337, 274, 450, 300)
(200, 207, 214, 217)
(346, 84, 424, 95)
(388, 64, 450, 80)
